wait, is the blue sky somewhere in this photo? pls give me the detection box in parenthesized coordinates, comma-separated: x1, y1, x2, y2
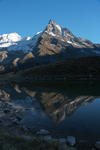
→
(0, 0, 100, 43)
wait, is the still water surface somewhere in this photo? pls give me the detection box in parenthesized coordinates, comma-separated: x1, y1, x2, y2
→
(0, 81, 100, 141)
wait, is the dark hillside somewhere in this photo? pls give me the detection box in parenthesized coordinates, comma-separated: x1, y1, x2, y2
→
(20, 56, 100, 80)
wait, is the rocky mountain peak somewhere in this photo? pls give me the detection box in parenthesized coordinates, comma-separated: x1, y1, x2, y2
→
(0, 20, 100, 71)
(44, 20, 76, 44)
(45, 20, 62, 37)
(48, 19, 56, 25)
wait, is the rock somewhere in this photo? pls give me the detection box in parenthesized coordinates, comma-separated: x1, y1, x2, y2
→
(59, 138, 67, 143)
(95, 141, 100, 149)
(79, 140, 87, 144)
(12, 119, 20, 125)
(37, 129, 50, 135)
(43, 135, 52, 141)
(22, 126, 29, 132)
(67, 136, 76, 146)
(4, 109, 10, 113)
(52, 138, 58, 142)
(70, 148, 77, 150)
(16, 116, 22, 121)
(23, 135, 33, 140)
(58, 143, 69, 150)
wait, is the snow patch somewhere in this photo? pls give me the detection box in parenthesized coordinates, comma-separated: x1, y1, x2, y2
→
(55, 24, 62, 32)
(67, 41, 72, 44)
(45, 31, 56, 37)
(0, 32, 22, 43)
(0, 31, 42, 53)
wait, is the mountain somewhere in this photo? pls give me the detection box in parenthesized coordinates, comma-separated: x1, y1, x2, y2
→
(0, 32, 42, 71)
(0, 20, 100, 72)
(0, 32, 42, 52)
(0, 83, 97, 125)
(31, 20, 100, 57)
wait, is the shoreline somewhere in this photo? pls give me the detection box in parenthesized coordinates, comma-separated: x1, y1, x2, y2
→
(0, 128, 99, 150)
(0, 77, 100, 149)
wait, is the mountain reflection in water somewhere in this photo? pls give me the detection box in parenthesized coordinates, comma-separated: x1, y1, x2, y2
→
(0, 82, 100, 140)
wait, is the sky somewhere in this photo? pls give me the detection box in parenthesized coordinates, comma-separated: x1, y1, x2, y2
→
(0, 0, 100, 43)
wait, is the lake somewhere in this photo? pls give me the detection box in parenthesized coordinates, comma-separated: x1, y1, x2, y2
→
(0, 81, 100, 142)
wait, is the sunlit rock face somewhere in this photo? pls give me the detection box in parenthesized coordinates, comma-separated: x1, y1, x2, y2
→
(34, 91, 95, 124)
(12, 84, 96, 125)
(0, 51, 8, 63)
(0, 89, 10, 101)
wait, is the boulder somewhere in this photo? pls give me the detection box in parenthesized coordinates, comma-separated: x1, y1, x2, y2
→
(95, 141, 100, 149)
(59, 138, 67, 143)
(37, 129, 50, 135)
(43, 135, 52, 141)
(67, 136, 76, 146)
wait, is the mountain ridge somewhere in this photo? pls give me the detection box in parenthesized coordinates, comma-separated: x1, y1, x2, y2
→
(0, 20, 100, 73)
(0, 20, 100, 52)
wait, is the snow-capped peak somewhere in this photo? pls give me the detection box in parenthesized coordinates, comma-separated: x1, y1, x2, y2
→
(0, 20, 97, 55)
(44, 20, 95, 48)
(0, 32, 22, 43)
(45, 20, 62, 37)
(0, 31, 42, 53)
(0, 32, 22, 48)
(49, 20, 62, 32)
(45, 20, 75, 42)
